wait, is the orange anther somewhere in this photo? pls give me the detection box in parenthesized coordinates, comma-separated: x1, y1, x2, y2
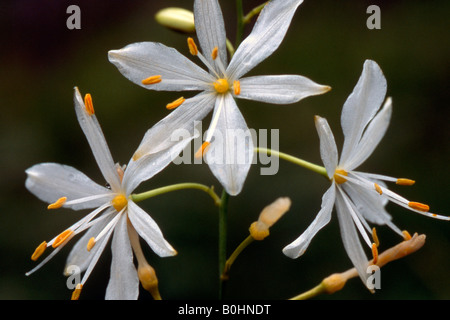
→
(408, 202, 430, 212)
(166, 97, 186, 110)
(48, 197, 67, 210)
(31, 241, 47, 261)
(142, 75, 162, 85)
(84, 94, 95, 115)
(195, 141, 210, 159)
(52, 229, 73, 248)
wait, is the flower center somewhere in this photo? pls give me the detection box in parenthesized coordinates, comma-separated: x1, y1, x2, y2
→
(333, 168, 348, 184)
(112, 194, 128, 212)
(214, 78, 230, 93)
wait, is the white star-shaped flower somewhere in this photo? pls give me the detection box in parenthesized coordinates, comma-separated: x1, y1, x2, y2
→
(283, 60, 449, 287)
(108, 0, 330, 195)
(26, 87, 191, 299)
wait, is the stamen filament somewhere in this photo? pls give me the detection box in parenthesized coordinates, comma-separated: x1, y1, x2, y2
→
(372, 228, 380, 247)
(166, 97, 185, 110)
(84, 94, 95, 115)
(48, 197, 67, 210)
(371, 243, 379, 265)
(142, 75, 162, 85)
(31, 241, 47, 261)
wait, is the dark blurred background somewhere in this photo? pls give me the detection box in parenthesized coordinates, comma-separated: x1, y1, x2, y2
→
(0, 0, 448, 300)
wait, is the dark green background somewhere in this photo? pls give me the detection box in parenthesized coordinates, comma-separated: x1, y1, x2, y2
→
(1, 0, 448, 300)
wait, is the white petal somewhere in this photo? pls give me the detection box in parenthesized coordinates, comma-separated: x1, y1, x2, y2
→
(340, 60, 387, 168)
(238, 75, 331, 104)
(25, 163, 111, 210)
(132, 92, 216, 159)
(105, 214, 139, 300)
(74, 87, 121, 191)
(344, 97, 392, 170)
(205, 94, 254, 196)
(108, 42, 214, 91)
(314, 116, 338, 179)
(335, 191, 370, 287)
(194, 0, 228, 71)
(226, 0, 304, 80)
(283, 185, 336, 258)
(127, 201, 176, 257)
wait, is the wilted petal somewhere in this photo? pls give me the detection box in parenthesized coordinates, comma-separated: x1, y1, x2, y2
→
(227, 0, 304, 80)
(127, 201, 176, 257)
(340, 60, 387, 167)
(238, 75, 330, 104)
(74, 87, 122, 190)
(105, 214, 139, 300)
(205, 94, 254, 195)
(108, 42, 214, 91)
(314, 116, 338, 179)
(283, 185, 336, 258)
(25, 163, 111, 210)
(194, 0, 228, 70)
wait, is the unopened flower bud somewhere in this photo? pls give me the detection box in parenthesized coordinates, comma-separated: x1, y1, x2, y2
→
(249, 197, 291, 240)
(155, 8, 195, 34)
(138, 263, 161, 300)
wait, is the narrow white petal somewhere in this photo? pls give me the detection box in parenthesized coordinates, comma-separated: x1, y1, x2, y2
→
(344, 97, 393, 170)
(340, 60, 387, 167)
(227, 0, 304, 80)
(194, 0, 228, 71)
(205, 94, 254, 196)
(335, 192, 370, 286)
(105, 214, 139, 300)
(127, 201, 176, 257)
(74, 87, 121, 190)
(314, 116, 338, 179)
(237, 75, 331, 104)
(25, 163, 111, 210)
(283, 185, 336, 259)
(108, 42, 214, 91)
(132, 92, 216, 159)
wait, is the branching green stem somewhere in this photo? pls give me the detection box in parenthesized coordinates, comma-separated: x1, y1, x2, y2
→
(221, 235, 254, 281)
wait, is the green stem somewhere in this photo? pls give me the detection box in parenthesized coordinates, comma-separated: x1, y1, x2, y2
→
(130, 183, 221, 206)
(289, 283, 326, 300)
(235, 0, 244, 48)
(242, 2, 268, 25)
(218, 189, 229, 299)
(222, 235, 254, 281)
(255, 147, 329, 179)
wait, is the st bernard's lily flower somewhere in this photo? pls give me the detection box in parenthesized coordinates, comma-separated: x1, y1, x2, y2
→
(108, 0, 330, 195)
(282, 60, 449, 287)
(25, 87, 191, 300)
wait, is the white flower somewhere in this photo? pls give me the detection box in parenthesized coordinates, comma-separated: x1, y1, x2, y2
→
(25, 87, 191, 300)
(282, 60, 449, 287)
(108, 0, 330, 195)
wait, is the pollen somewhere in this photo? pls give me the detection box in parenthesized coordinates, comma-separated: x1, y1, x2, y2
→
(52, 229, 73, 248)
(408, 201, 430, 212)
(166, 97, 185, 110)
(71, 283, 83, 300)
(47, 197, 67, 210)
(142, 75, 162, 85)
(374, 183, 383, 195)
(233, 80, 241, 95)
(396, 178, 415, 186)
(87, 237, 96, 251)
(371, 243, 379, 265)
(31, 241, 47, 261)
(187, 37, 198, 56)
(402, 230, 412, 240)
(333, 169, 348, 184)
(112, 194, 128, 212)
(84, 94, 95, 116)
(214, 78, 229, 93)
(195, 141, 210, 159)
(211, 46, 219, 60)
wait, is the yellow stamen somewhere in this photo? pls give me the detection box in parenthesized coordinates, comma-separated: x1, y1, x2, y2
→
(87, 237, 96, 252)
(333, 169, 348, 184)
(84, 94, 95, 116)
(195, 141, 210, 159)
(211, 46, 219, 60)
(402, 230, 412, 240)
(187, 37, 198, 56)
(408, 201, 430, 212)
(31, 241, 47, 261)
(233, 80, 241, 95)
(112, 194, 128, 212)
(396, 178, 415, 186)
(71, 283, 83, 300)
(142, 75, 162, 85)
(47, 197, 67, 210)
(214, 78, 230, 94)
(166, 97, 186, 110)
(372, 228, 380, 247)
(371, 243, 379, 265)
(374, 183, 383, 195)
(52, 229, 73, 248)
